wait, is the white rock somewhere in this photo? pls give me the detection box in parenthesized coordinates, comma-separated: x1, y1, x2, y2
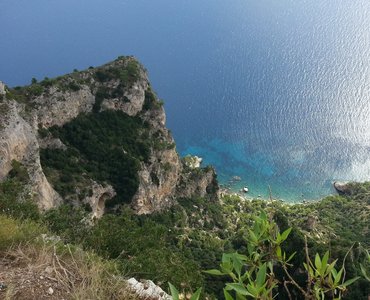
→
(0, 81, 5, 95)
(127, 278, 171, 300)
(47, 287, 54, 295)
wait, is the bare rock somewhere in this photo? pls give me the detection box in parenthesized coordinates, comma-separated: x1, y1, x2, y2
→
(333, 181, 352, 195)
(127, 278, 171, 300)
(38, 136, 67, 150)
(177, 166, 219, 201)
(101, 78, 148, 116)
(305, 215, 318, 231)
(33, 86, 95, 128)
(183, 155, 203, 169)
(0, 81, 6, 95)
(0, 101, 61, 209)
(83, 181, 116, 219)
(132, 142, 182, 215)
(47, 287, 54, 295)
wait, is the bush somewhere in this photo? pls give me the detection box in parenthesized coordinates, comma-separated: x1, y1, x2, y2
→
(41, 110, 151, 205)
(0, 215, 45, 252)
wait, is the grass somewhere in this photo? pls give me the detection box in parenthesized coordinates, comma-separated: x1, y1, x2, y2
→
(0, 214, 138, 300)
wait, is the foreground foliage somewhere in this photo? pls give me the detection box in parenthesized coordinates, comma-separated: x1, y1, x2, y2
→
(0, 162, 369, 299)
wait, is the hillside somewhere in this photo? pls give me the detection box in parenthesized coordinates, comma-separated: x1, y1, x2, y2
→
(0, 57, 369, 299)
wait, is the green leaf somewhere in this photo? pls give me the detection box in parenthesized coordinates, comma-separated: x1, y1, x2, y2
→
(232, 254, 243, 277)
(256, 263, 267, 288)
(315, 253, 322, 270)
(334, 267, 344, 285)
(331, 267, 338, 278)
(225, 283, 254, 297)
(235, 253, 249, 261)
(168, 282, 179, 300)
(276, 232, 281, 243)
(260, 211, 267, 221)
(280, 227, 292, 242)
(276, 246, 282, 259)
(190, 288, 202, 300)
(326, 260, 337, 276)
(222, 253, 233, 263)
(248, 229, 258, 243)
(236, 293, 247, 300)
(203, 269, 226, 276)
(320, 251, 329, 276)
(221, 261, 233, 273)
(360, 263, 370, 281)
(341, 276, 360, 287)
(267, 261, 273, 273)
(286, 252, 296, 263)
(246, 283, 258, 296)
(223, 289, 234, 300)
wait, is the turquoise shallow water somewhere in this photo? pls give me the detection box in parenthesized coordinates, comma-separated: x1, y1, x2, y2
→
(1, 1, 370, 201)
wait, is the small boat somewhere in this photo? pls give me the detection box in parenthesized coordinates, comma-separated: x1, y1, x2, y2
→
(243, 187, 249, 193)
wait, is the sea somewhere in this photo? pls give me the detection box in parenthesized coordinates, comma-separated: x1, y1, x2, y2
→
(1, 0, 370, 202)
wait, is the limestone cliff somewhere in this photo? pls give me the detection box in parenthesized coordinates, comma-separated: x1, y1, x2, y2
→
(0, 56, 218, 215)
(0, 101, 61, 209)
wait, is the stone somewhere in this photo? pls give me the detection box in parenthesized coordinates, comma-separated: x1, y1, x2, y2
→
(333, 181, 352, 195)
(183, 155, 203, 169)
(44, 266, 53, 275)
(0, 81, 6, 95)
(126, 278, 171, 300)
(83, 181, 116, 219)
(47, 287, 54, 295)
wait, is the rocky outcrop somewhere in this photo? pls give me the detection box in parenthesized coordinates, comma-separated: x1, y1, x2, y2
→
(0, 101, 61, 209)
(126, 278, 171, 300)
(176, 166, 219, 201)
(38, 136, 67, 150)
(0, 56, 219, 214)
(333, 181, 353, 195)
(0, 81, 5, 95)
(101, 80, 148, 117)
(132, 143, 181, 215)
(83, 181, 116, 219)
(183, 155, 203, 169)
(33, 86, 95, 128)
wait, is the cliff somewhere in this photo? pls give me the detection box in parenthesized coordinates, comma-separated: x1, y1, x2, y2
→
(0, 56, 218, 216)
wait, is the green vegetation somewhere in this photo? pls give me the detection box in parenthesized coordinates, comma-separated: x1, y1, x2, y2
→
(0, 162, 369, 298)
(1, 57, 369, 299)
(0, 161, 40, 221)
(41, 110, 151, 205)
(172, 212, 360, 300)
(94, 59, 140, 85)
(143, 88, 164, 111)
(0, 214, 136, 299)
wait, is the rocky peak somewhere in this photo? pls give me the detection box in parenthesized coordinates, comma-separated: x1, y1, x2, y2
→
(0, 56, 219, 215)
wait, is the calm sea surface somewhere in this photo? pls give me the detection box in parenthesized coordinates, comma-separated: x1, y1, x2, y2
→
(1, 1, 370, 201)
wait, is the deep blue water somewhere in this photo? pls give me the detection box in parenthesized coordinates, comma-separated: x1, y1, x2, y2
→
(1, 1, 370, 201)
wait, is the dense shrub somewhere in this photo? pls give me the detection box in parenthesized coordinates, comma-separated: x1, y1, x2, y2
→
(41, 110, 151, 205)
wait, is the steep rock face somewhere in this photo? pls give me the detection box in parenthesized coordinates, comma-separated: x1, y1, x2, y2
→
(176, 165, 219, 201)
(0, 101, 61, 209)
(32, 86, 95, 128)
(101, 77, 149, 116)
(0, 56, 218, 214)
(132, 141, 181, 215)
